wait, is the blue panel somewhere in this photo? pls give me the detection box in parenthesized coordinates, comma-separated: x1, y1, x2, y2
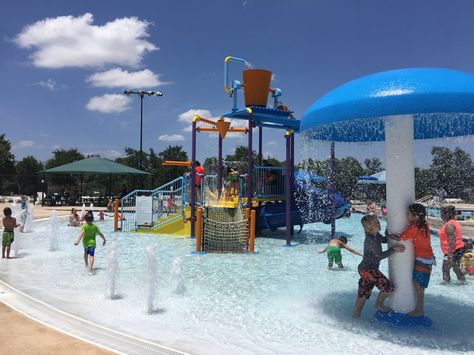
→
(300, 68, 474, 141)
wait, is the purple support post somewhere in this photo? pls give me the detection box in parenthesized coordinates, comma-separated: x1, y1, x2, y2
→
(285, 131, 292, 246)
(330, 141, 336, 238)
(258, 127, 263, 166)
(217, 135, 223, 199)
(190, 119, 197, 238)
(290, 132, 295, 235)
(247, 119, 253, 208)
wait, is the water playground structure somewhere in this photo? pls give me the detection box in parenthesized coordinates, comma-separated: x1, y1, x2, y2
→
(118, 56, 350, 253)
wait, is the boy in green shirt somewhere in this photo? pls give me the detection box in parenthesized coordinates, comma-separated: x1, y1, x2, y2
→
(74, 212, 106, 274)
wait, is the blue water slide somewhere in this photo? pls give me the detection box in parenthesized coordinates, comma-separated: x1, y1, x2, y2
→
(255, 181, 350, 232)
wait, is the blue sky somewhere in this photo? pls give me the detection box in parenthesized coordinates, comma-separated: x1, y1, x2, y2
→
(2, 0, 474, 168)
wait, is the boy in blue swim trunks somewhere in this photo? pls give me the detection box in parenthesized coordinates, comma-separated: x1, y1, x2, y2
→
(2, 207, 19, 259)
(74, 212, 106, 274)
(319, 236, 363, 269)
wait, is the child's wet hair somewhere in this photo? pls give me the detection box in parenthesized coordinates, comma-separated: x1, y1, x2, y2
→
(3, 207, 12, 216)
(85, 211, 94, 222)
(409, 203, 428, 233)
(441, 205, 456, 220)
(338, 236, 348, 244)
(361, 214, 378, 229)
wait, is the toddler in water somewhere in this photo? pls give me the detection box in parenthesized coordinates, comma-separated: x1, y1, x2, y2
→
(319, 236, 363, 269)
(353, 214, 405, 319)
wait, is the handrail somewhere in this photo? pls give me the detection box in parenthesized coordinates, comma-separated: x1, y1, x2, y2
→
(224, 56, 249, 94)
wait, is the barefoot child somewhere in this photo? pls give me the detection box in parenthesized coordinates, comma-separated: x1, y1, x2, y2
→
(319, 236, 363, 269)
(399, 203, 435, 317)
(2, 208, 19, 259)
(74, 213, 106, 274)
(353, 214, 405, 318)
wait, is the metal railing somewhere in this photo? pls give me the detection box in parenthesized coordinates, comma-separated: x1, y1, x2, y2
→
(119, 167, 287, 232)
(120, 176, 189, 232)
(253, 166, 286, 198)
(150, 176, 187, 230)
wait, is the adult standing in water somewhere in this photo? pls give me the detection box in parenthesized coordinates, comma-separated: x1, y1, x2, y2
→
(439, 205, 467, 284)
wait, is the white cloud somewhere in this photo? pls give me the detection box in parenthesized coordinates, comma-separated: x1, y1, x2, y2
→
(14, 13, 157, 69)
(158, 134, 185, 142)
(34, 78, 65, 90)
(13, 140, 34, 149)
(267, 140, 278, 147)
(50, 144, 61, 150)
(86, 68, 162, 88)
(178, 109, 213, 123)
(86, 94, 131, 113)
(179, 109, 214, 132)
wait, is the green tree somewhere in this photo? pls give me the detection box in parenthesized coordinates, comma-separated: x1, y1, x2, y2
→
(364, 158, 383, 175)
(430, 146, 473, 199)
(415, 167, 436, 199)
(335, 157, 365, 198)
(154, 145, 189, 186)
(15, 156, 43, 195)
(0, 134, 16, 194)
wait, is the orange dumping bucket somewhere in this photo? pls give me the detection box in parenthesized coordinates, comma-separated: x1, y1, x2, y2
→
(242, 69, 272, 107)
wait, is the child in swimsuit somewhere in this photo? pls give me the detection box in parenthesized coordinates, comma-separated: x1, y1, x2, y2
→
(399, 203, 435, 317)
(319, 236, 363, 269)
(2, 207, 19, 259)
(74, 212, 106, 274)
(353, 214, 405, 319)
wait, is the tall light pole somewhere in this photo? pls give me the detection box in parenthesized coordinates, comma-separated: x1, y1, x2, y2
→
(123, 90, 163, 169)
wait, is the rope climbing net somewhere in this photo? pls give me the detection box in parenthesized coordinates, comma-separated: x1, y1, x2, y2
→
(202, 207, 249, 253)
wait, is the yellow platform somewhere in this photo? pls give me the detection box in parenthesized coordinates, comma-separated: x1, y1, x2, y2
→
(137, 206, 191, 237)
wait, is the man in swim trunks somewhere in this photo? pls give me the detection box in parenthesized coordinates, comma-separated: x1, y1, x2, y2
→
(319, 236, 362, 269)
(353, 214, 405, 319)
(2, 207, 19, 259)
(74, 212, 106, 274)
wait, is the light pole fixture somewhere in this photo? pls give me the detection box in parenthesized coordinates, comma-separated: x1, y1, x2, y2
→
(123, 90, 163, 169)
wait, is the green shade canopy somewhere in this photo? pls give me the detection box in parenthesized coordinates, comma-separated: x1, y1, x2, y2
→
(42, 156, 149, 175)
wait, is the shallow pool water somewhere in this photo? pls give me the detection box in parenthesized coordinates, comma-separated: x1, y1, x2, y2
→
(0, 214, 472, 354)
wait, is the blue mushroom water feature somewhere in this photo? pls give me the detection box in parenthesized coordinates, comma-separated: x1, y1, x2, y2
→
(300, 68, 474, 314)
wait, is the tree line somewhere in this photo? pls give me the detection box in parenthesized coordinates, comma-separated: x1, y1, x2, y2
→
(1, 133, 473, 202)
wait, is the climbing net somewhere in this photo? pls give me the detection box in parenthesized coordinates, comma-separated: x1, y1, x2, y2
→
(202, 207, 249, 253)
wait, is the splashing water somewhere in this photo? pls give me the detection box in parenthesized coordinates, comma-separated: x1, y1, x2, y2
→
(170, 257, 186, 295)
(22, 202, 34, 233)
(146, 244, 157, 314)
(106, 241, 119, 299)
(48, 210, 59, 251)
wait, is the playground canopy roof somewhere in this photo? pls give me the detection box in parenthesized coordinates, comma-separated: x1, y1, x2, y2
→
(42, 156, 150, 175)
(357, 170, 386, 184)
